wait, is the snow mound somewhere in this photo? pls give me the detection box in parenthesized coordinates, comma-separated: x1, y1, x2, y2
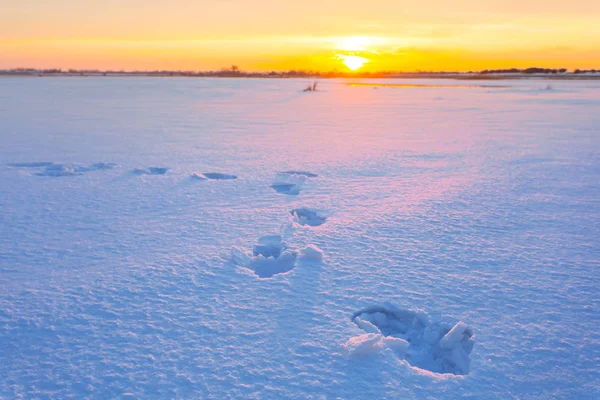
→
(279, 170, 318, 178)
(350, 303, 475, 375)
(132, 167, 169, 175)
(343, 333, 386, 357)
(299, 245, 324, 261)
(33, 162, 116, 177)
(291, 208, 328, 226)
(202, 172, 237, 180)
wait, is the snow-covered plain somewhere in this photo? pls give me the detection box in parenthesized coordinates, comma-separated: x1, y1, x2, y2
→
(1, 77, 599, 399)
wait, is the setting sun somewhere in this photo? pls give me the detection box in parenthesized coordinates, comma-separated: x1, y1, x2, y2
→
(338, 55, 369, 71)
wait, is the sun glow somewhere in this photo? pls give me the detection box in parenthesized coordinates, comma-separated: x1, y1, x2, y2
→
(335, 36, 375, 51)
(338, 55, 369, 71)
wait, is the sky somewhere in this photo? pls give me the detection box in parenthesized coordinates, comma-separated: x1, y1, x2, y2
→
(1, 0, 599, 72)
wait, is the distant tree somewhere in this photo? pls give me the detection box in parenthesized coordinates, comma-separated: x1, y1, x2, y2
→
(523, 67, 547, 74)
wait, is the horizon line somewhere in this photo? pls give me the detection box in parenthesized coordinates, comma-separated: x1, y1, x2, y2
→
(2, 66, 599, 76)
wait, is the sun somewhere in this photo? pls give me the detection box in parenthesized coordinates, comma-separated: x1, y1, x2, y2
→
(338, 55, 369, 71)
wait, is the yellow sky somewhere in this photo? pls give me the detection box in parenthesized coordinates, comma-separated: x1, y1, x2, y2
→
(1, 1, 599, 71)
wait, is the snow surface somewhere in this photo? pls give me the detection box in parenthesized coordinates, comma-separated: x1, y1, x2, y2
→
(1, 77, 599, 399)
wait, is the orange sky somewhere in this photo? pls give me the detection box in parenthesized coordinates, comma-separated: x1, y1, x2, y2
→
(1, 1, 599, 71)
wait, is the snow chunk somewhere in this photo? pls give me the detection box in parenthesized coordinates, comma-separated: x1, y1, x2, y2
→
(231, 246, 252, 267)
(190, 172, 208, 180)
(344, 333, 409, 357)
(440, 321, 469, 349)
(381, 336, 410, 353)
(344, 334, 384, 357)
(354, 317, 380, 334)
(299, 245, 324, 262)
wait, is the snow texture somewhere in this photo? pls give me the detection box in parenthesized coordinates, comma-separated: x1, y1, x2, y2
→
(1, 77, 599, 399)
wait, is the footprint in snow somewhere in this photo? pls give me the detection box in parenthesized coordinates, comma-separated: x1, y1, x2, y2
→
(345, 303, 475, 376)
(7, 162, 54, 168)
(231, 235, 324, 278)
(280, 170, 318, 178)
(8, 162, 117, 177)
(271, 170, 317, 195)
(132, 167, 169, 175)
(191, 172, 237, 180)
(290, 207, 328, 226)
